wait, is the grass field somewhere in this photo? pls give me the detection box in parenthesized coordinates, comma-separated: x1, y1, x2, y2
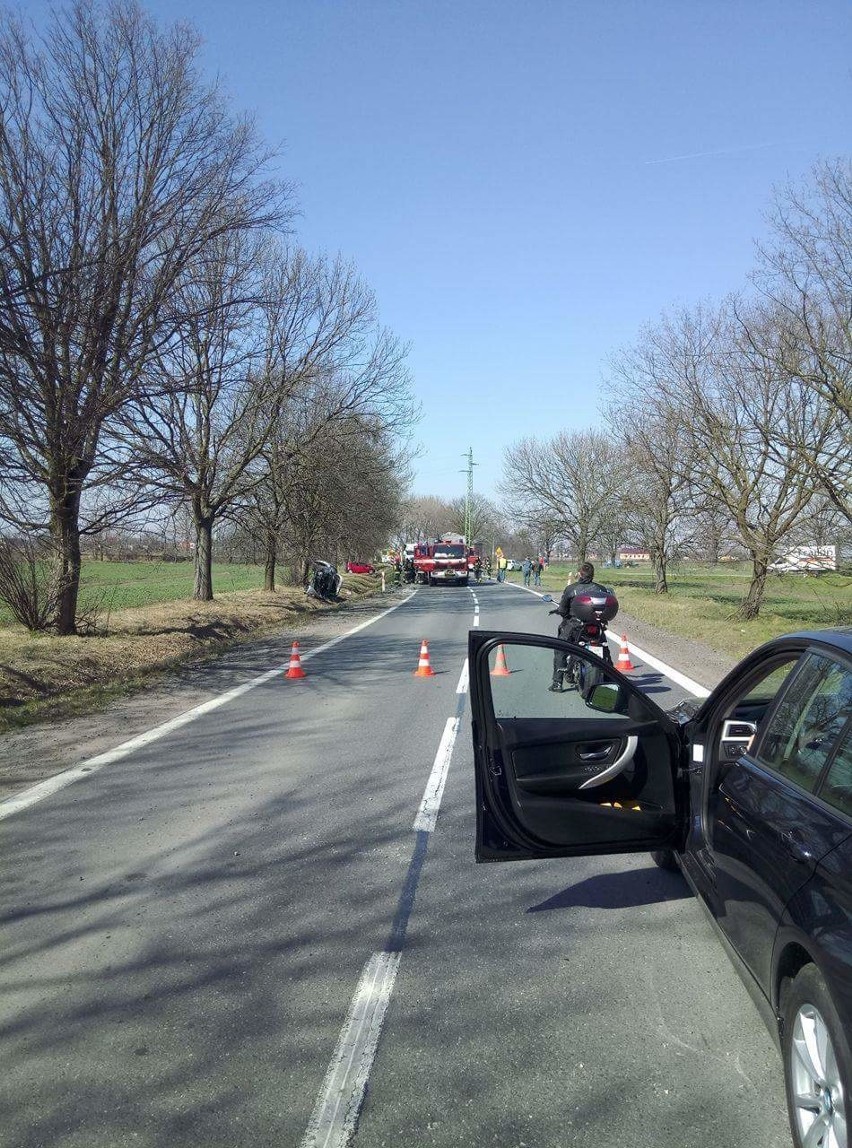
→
(0, 560, 266, 626)
(518, 561, 851, 660)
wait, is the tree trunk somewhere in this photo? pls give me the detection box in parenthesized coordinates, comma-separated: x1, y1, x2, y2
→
(193, 514, 215, 601)
(739, 553, 768, 620)
(653, 552, 669, 594)
(50, 490, 83, 635)
(263, 531, 277, 592)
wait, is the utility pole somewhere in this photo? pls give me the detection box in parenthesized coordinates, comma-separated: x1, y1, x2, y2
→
(460, 447, 478, 543)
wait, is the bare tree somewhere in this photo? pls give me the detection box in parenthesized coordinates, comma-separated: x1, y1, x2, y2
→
(446, 493, 504, 548)
(607, 345, 693, 593)
(396, 495, 456, 544)
(0, 1, 287, 631)
(242, 248, 417, 590)
(122, 230, 279, 600)
(501, 431, 625, 565)
(756, 158, 852, 518)
(647, 301, 834, 618)
(273, 414, 403, 581)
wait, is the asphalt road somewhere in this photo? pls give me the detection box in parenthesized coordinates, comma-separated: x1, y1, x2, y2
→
(0, 582, 792, 1147)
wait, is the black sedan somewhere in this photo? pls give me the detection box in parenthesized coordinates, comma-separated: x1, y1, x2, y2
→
(469, 628, 852, 1148)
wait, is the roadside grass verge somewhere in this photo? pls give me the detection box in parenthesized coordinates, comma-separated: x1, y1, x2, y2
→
(509, 562, 851, 661)
(0, 568, 381, 732)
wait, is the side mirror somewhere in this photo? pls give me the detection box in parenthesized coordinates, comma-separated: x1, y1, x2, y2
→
(585, 683, 624, 713)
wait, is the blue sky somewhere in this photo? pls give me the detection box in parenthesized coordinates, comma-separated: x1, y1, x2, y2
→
(26, 1, 852, 501)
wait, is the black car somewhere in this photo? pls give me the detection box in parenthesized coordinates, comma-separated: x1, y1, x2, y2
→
(469, 628, 852, 1148)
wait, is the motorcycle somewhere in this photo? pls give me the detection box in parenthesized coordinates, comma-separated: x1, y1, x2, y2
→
(544, 589, 618, 694)
(306, 559, 342, 602)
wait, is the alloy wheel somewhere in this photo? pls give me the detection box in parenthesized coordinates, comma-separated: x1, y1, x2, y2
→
(789, 1001, 848, 1148)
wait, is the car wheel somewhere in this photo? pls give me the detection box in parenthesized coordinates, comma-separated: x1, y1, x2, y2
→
(782, 964, 850, 1148)
(650, 848, 679, 871)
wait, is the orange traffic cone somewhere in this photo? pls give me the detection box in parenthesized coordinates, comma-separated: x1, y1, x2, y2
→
(414, 639, 436, 677)
(490, 644, 511, 676)
(615, 634, 636, 672)
(285, 640, 307, 679)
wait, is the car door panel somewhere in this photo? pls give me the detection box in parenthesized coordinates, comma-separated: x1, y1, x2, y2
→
(470, 632, 685, 862)
(705, 650, 852, 992)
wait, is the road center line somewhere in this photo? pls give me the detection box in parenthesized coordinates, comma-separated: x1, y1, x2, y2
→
(299, 950, 401, 1148)
(455, 659, 469, 694)
(413, 716, 460, 832)
(0, 592, 418, 822)
(302, 689, 465, 1146)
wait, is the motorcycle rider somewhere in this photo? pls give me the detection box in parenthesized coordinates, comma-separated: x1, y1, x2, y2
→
(549, 561, 611, 691)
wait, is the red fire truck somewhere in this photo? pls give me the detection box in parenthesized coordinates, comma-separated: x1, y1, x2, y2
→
(412, 535, 470, 586)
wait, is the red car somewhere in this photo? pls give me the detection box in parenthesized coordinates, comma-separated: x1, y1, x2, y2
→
(345, 561, 375, 575)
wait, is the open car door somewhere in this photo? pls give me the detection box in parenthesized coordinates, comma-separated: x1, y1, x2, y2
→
(469, 631, 687, 862)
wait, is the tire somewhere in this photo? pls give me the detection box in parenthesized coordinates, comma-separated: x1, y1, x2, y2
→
(650, 848, 679, 872)
(782, 964, 850, 1148)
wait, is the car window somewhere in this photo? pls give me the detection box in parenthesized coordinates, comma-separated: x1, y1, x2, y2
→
(757, 654, 852, 793)
(713, 656, 800, 765)
(738, 659, 798, 707)
(819, 721, 852, 818)
(487, 642, 639, 721)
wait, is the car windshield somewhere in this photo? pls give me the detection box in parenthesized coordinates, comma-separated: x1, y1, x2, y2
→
(434, 545, 465, 558)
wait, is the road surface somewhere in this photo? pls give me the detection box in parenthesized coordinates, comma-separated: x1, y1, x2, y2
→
(0, 583, 791, 1147)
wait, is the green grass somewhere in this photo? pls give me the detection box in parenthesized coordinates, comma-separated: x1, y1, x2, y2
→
(0, 560, 265, 626)
(507, 561, 852, 660)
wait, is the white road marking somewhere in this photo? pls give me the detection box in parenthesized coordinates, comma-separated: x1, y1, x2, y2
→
(413, 716, 459, 832)
(456, 659, 469, 694)
(607, 635, 711, 698)
(0, 592, 418, 822)
(299, 951, 401, 1148)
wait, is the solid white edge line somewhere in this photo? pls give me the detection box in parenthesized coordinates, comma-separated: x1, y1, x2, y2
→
(606, 634, 711, 698)
(0, 592, 418, 822)
(299, 950, 401, 1148)
(456, 660, 469, 694)
(413, 716, 459, 832)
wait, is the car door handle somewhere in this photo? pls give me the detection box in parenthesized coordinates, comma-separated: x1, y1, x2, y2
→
(578, 747, 612, 761)
(780, 829, 814, 864)
(579, 736, 639, 789)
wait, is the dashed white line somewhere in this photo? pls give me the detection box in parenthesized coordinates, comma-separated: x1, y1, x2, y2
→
(456, 659, 469, 694)
(299, 951, 402, 1148)
(413, 716, 460, 833)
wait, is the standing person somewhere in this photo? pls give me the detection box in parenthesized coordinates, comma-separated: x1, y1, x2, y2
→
(549, 562, 611, 690)
(533, 556, 544, 586)
(497, 554, 508, 582)
(522, 557, 532, 586)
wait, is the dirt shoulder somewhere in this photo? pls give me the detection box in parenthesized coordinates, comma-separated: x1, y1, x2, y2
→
(0, 589, 739, 803)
